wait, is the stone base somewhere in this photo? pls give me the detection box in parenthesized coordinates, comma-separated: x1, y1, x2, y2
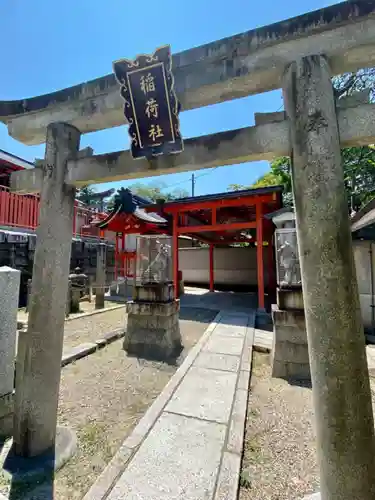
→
(1, 426, 77, 483)
(271, 304, 310, 381)
(0, 393, 14, 438)
(277, 287, 304, 310)
(133, 283, 174, 303)
(124, 299, 182, 361)
(110, 279, 133, 299)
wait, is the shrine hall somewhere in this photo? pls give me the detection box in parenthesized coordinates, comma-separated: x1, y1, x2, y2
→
(92, 185, 283, 309)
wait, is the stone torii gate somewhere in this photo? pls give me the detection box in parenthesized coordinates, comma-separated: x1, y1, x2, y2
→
(2, 1, 375, 498)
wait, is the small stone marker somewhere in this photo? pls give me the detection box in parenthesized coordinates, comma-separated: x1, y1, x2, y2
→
(0, 266, 20, 397)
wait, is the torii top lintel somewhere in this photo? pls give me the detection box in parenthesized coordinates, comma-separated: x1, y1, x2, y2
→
(1, 0, 375, 145)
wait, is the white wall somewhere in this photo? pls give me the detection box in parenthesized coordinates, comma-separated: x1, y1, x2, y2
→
(179, 246, 270, 287)
(179, 242, 375, 331)
(353, 240, 375, 331)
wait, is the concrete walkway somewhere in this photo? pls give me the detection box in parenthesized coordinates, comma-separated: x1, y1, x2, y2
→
(84, 310, 256, 500)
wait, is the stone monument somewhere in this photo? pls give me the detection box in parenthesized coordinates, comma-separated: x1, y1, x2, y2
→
(268, 209, 310, 381)
(0, 266, 20, 437)
(123, 235, 182, 361)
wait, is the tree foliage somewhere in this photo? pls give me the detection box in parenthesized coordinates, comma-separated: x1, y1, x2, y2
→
(76, 186, 99, 206)
(229, 69, 375, 212)
(128, 182, 189, 202)
(105, 182, 190, 209)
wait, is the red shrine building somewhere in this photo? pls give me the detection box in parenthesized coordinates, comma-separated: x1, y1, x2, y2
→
(0, 149, 283, 308)
(93, 186, 283, 309)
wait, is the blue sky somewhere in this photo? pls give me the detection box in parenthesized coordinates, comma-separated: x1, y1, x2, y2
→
(0, 0, 336, 196)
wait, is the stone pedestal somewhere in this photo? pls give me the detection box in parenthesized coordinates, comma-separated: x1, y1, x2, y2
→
(124, 284, 182, 361)
(95, 243, 106, 310)
(0, 266, 20, 437)
(271, 303, 310, 381)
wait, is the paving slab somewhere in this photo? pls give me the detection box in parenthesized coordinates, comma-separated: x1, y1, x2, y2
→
(214, 451, 241, 500)
(107, 412, 226, 500)
(86, 308, 256, 500)
(213, 323, 247, 338)
(204, 334, 244, 356)
(166, 366, 237, 424)
(194, 352, 240, 372)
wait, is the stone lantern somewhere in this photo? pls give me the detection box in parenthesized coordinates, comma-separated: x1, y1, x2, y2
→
(267, 208, 309, 381)
(123, 235, 182, 361)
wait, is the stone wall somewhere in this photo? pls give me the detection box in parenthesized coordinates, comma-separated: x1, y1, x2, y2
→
(271, 304, 310, 380)
(0, 229, 115, 306)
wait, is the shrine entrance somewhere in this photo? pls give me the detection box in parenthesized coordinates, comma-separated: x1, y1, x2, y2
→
(4, 2, 375, 497)
(145, 185, 282, 308)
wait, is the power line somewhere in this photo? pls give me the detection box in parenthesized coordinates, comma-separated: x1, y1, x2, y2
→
(159, 166, 221, 192)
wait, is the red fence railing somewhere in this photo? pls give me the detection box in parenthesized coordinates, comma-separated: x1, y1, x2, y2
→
(0, 185, 110, 238)
(0, 185, 40, 230)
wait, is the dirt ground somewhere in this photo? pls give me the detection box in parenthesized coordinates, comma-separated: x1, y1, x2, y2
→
(240, 352, 319, 500)
(62, 305, 126, 350)
(1, 307, 217, 500)
(240, 353, 375, 500)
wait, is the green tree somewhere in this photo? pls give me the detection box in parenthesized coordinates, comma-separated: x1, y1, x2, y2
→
(245, 68, 375, 211)
(76, 186, 100, 206)
(227, 183, 246, 192)
(250, 147, 375, 212)
(108, 182, 189, 207)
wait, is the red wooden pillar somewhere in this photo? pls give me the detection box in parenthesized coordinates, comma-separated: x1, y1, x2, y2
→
(268, 234, 276, 292)
(209, 244, 214, 292)
(115, 233, 119, 280)
(256, 202, 265, 310)
(173, 213, 179, 298)
(121, 233, 126, 277)
(72, 204, 77, 235)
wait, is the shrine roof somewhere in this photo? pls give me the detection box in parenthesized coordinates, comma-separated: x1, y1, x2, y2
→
(0, 149, 34, 171)
(133, 207, 167, 224)
(145, 185, 283, 210)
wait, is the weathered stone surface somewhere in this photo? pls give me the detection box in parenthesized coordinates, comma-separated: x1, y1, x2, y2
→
(226, 389, 248, 455)
(82, 444, 134, 500)
(13, 123, 80, 458)
(237, 369, 251, 391)
(107, 412, 226, 500)
(204, 334, 244, 356)
(0, 266, 20, 397)
(133, 283, 174, 303)
(272, 304, 309, 380)
(126, 299, 179, 316)
(283, 54, 375, 498)
(273, 340, 310, 365)
(2, 426, 77, 482)
(166, 367, 237, 424)
(277, 288, 304, 311)
(214, 451, 241, 500)
(194, 352, 240, 372)
(0, 392, 14, 438)
(123, 304, 182, 361)
(272, 360, 311, 381)
(213, 323, 246, 338)
(95, 243, 106, 310)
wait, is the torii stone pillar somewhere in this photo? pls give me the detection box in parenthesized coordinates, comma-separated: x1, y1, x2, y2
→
(283, 55, 375, 499)
(14, 122, 80, 457)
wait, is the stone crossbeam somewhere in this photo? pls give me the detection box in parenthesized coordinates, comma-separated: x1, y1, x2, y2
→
(2, 1, 375, 145)
(10, 102, 375, 193)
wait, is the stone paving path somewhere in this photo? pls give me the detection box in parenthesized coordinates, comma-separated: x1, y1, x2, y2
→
(84, 310, 255, 500)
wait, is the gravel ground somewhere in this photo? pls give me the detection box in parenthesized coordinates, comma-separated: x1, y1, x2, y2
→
(1, 307, 217, 500)
(240, 353, 375, 500)
(62, 306, 126, 350)
(239, 352, 319, 500)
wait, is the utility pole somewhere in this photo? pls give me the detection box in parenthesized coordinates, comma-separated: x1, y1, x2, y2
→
(191, 173, 195, 197)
